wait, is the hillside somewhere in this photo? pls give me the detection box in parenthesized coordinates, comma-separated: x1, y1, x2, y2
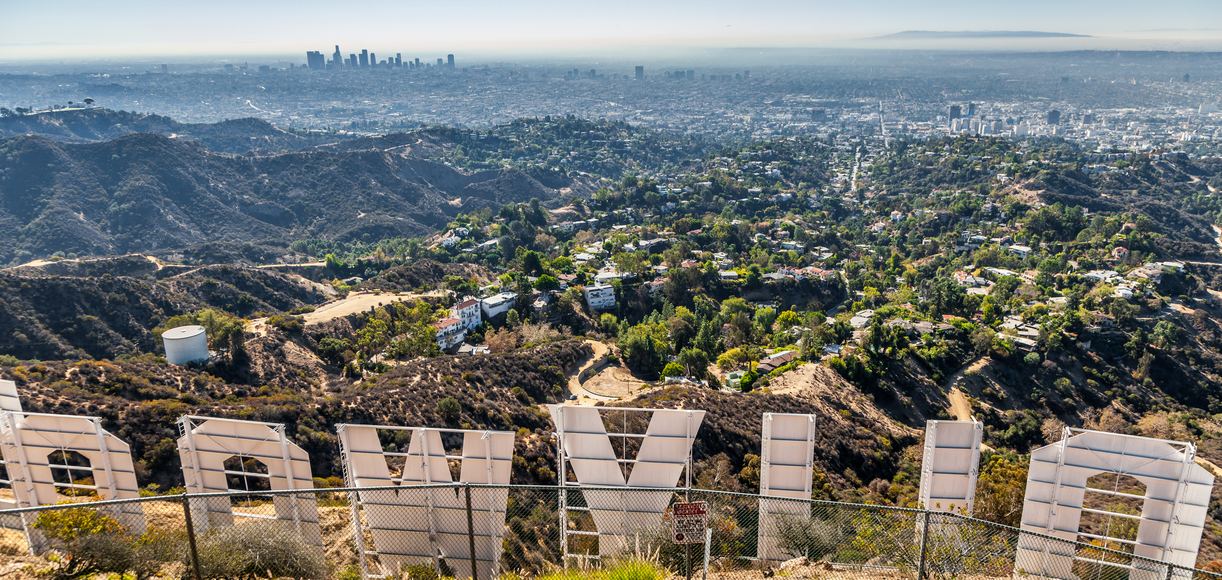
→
(0, 108, 341, 154)
(0, 264, 329, 359)
(0, 133, 566, 265)
(0, 339, 915, 500)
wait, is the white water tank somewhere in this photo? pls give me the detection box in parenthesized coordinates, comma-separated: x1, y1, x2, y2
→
(162, 325, 209, 365)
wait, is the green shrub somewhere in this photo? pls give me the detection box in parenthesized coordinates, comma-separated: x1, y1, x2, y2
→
(401, 563, 442, 579)
(192, 521, 326, 579)
(772, 512, 849, 561)
(32, 508, 179, 580)
(266, 314, 305, 333)
(537, 557, 666, 580)
(437, 397, 462, 423)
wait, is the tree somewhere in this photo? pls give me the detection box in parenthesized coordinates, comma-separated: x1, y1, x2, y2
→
(520, 250, 545, 276)
(316, 337, 353, 366)
(774, 310, 802, 332)
(1151, 320, 1180, 350)
(620, 323, 670, 379)
(436, 397, 461, 424)
(676, 347, 711, 379)
(485, 327, 518, 353)
(661, 362, 686, 378)
(973, 451, 1029, 527)
(667, 306, 697, 349)
(922, 277, 965, 318)
(535, 274, 560, 291)
(716, 346, 754, 370)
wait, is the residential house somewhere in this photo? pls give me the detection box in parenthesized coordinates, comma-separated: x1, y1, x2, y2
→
(481, 292, 518, 319)
(584, 283, 617, 311)
(757, 350, 797, 374)
(451, 297, 482, 331)
(433, 317, 466, 351)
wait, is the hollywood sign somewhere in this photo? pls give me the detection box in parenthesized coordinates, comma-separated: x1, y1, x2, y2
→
(0, 378, 1213, 578)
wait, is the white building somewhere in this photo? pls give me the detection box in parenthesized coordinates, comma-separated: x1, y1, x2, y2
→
(480, 292, 518, 319)
(451, 297, 482, 331)
(584, 284, 617, 311)
(1008, 244, 1032, 259)
(433, 317, 466, 351)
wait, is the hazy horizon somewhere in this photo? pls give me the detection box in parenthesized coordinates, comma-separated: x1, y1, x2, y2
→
(2, 0, 1221, 64)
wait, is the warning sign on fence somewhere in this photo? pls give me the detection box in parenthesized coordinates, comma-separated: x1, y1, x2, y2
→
(670, 501, 708, 545)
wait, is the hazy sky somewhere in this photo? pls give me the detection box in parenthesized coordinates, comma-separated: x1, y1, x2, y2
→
(2, 0, 1220, 62)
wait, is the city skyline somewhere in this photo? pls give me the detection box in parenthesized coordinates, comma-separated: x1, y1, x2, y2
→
(3, 0, 1222, 62)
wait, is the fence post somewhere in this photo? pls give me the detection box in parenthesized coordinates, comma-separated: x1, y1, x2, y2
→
(465, 484, 478, 580)
(916, 510, 930, 580)
(180, 493, 204, 580)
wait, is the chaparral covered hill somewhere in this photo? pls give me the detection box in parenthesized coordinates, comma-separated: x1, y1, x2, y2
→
(0, 132, 567, 265)
(0, 259, 331, 359)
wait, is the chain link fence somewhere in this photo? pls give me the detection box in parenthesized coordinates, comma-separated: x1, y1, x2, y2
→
(1, 485, 1219, 579)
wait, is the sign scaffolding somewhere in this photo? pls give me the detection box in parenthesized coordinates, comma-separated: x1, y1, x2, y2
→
(337, 424, 514, 580)
(1016, 428, 1214, 580)
(549, 405, 705, 563)
(757, 412, 817, 562)
(917, 419, 983, 515)
(176, 415, 322, 546)
(0, 380, 144, 551)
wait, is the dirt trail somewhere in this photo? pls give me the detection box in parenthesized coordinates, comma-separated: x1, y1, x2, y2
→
(256, 261, 326, 269)
(945, 358, 989, 421)
(1196, 456, 1222, 479)
(948, 388, 974, 422)
(301, 290, 447, 325)
(564, 340, 618, 405)
(246, 290, 447, 336)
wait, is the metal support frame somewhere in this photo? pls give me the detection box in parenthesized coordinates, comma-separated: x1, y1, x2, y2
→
(553, 406, 701, 565)
(1023, 427, 1208, 579)
(176, 415, 316, 534)
(758, 413, 818, 563)
(0, 409, 142, 552)
(338, 423, 511, 579)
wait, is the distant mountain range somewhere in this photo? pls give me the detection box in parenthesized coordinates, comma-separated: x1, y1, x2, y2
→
(877, 30, 1091, 39)
(0, 108, 343, 154)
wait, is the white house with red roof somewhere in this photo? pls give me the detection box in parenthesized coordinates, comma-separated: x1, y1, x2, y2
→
(451, 297, 482, 331)
(433, 317, 466, 351)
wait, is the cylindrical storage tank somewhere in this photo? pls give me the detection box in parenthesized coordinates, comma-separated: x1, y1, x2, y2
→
(162, 325, 209, 365)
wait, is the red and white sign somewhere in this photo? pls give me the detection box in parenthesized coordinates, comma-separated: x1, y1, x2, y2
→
(670, 501, 708, 544)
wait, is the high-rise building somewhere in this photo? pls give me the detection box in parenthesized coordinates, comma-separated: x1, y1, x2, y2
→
(306, 51, 326, 70)
(332, 45, 343, 68)
(436, 57, 444, 67)
(447, 54, 455, 69)
(415, 57, 421, 67)
(348, 54, 357, 68)
(1046, 109, 1062, 125)
(635, 65, 644, 80)
(359, 49, 369, 68)
(948, 104, 962, 121)
(395, 53, 402, 67)
(966, 102, 977, 117)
